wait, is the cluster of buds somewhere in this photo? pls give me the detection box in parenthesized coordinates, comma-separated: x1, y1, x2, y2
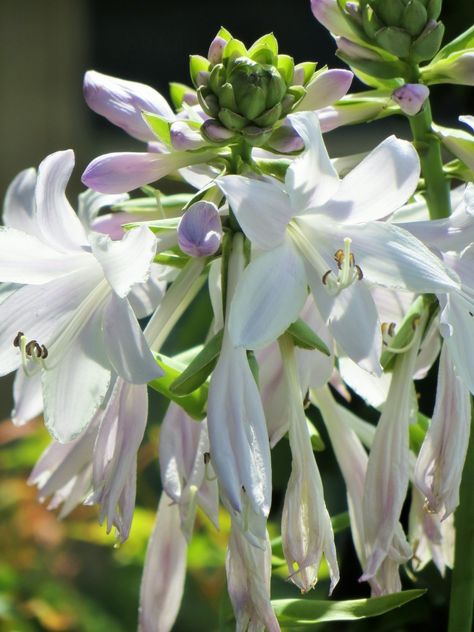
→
(347, 0, 445, 62)
(191, 28, 317, 146)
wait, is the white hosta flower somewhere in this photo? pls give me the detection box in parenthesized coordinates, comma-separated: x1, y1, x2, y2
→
(279, 336, 339, 593)
(139, 492, 187, 632)
(313, 386, 408, 595)
(414, 344, 471, 519)
(218, 111, 459, 372)
(226, 519, 280, 632)
(159, 403, 219, 540)
(207, 234, 272, 528)
(361, 317, 425, 581)
(0, 150, 162, 442)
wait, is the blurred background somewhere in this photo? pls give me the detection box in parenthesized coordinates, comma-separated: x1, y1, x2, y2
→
(0, 1, 473, 630)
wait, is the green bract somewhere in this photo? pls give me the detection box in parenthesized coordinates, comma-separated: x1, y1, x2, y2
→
(190, 29, 317, 147)
(341, 0, 445, 63)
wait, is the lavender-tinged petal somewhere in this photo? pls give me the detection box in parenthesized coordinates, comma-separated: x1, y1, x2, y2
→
(414, 344, 471, 518)
(392, 84, 430, 116)
(295, 69, 353, 112)
(336, 37, 382, 61)
(84, 70, 174, 142)
(77, 189, 129, 233)
(138, 493, 187, 632)
(177, 201, 222, 257)
(82, 150, 216, 194)
(266, 120, 305, 154)
(208, 36, 227, 64)
(170, 121, 208, 151)
(3, 168, 37, 234)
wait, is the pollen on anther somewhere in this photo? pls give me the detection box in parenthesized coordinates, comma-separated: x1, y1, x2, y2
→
(203, 452, 211, 465)
(40, 345, 49, 359)
(25, 340, 41, 358)
(355, 264, 363, 280)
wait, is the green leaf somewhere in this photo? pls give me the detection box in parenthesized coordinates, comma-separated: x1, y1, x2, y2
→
(154, 251, 189, 268)
(142, 112, 171, 146)
(272, 590, 426, 627)
(222, 38, 247, 63)
(216, 26, 233, 43)
(248, 33, 279, 65)
(149, 354, 208, 420)
(277, 54, 295, 86)
(189, 55, 211, 88)
(432, 25, 474, 62)
(306, 417, 325, 451)
(170, 330, 223, 396)
(169, 82, 195, 109)
(287, 319, 331, 355)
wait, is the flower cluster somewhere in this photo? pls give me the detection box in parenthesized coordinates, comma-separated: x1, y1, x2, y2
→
(2, 12, 474, 632)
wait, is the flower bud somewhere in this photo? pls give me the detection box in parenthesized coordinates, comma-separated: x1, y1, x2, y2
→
(177, 201, 222, 257)
(392, 83, 430, 115)
(192, 29, 318, 148)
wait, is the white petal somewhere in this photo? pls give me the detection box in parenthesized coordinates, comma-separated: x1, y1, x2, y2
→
(286, 112, 339, 211)
(77, 189, 129, 232)
(207, 339, 272, 517)
(139, 493, 187, 632)
(90, 226, 157, 298)
(316, 137, 420, 223)
(42, 308, 112, 442)
(103, 293, 163, 383)
(440, 293, 474, 394)
(0, 226, 90, 284)
(3, 168, 37, 234)
(414, 344, 471, 518)
(295, 69, 353, 112)
(338, 356, 391, 408)
(128, 264, 166, 319)
(35, 150, 88, 251)
(218, 175, 292, 249)
(0, 272, 95, 376)
(331, 222, 459, 293)
(229, 239, 308, 349)
(12, 368, 43, 426)
(306, 267, 382, 375)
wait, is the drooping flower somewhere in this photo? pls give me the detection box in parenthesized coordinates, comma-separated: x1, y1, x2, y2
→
(0, 150, 162, 442)
(218, 111, 459, 373)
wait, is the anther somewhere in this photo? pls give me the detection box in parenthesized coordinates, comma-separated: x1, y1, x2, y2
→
(13, 331, 24, 347)
(203, 452, 211, 465)
(322, 270, 332, 285)
(334, 249, 344, 269)
(25, 340, 41, 358)
(355, 264, 363, 280)
(40, 344, 49, 359)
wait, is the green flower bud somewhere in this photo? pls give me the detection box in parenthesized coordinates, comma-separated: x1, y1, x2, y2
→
(356, 0, 444, 62)
(411, 20, 445, 62)
(191, 29, 318, 148)
(402, 0, 428, 37)
(375, 26, 412, 57)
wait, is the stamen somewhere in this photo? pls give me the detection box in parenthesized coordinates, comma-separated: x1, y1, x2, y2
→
(381, 322, 396, 346)
(13, 333, 50, 377)
(320, 238, 364, 295)
(204, 452, 217, 481)
(13, 331, 24, 347)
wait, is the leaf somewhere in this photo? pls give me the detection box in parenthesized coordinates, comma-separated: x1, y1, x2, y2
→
(149, 353, 208, 419)
(432, 25, 474, 62)
(287, 319, 331, 355)
(409, 412, 430, 455)
(170, 330, 224, 396)
(306, 417, 325, 451)
(272, 590, 426, 627)
(169, 82, 195, 109)
(142, 112, 172, 146)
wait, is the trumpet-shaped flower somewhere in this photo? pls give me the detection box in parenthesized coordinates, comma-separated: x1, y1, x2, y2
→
(218, 111, 459, 373)
(207, 234, 272, 526)
(0, 150, 162, 442)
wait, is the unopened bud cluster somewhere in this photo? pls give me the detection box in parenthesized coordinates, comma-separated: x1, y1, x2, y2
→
(349, 0, 444, 62)
(190, 29, 317, 147)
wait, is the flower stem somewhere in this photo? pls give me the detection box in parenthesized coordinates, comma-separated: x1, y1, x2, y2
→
(408, 100, 451, 220)
(447, 403, 474, 632)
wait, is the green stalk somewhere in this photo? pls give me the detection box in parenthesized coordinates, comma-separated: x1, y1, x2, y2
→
(448, 405, 474, 632)
(408, 100, 451, 220)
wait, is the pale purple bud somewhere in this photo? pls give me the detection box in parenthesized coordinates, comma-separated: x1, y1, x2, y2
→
(170, 121, 208, 151)
(267, 120, 304, 153)
(345, 2, 361, 21)
(177, 201, 222, 257)
(183, 92, 199, 106)
(392, 84, 430, 116)
(201, 119, 236, 143)
(295, 69, 353, 112)
(196, 70, 210, 87)
(208, 36, 227, 65)
(336, 37, 382, 61)
(83, 70, 174, 143)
